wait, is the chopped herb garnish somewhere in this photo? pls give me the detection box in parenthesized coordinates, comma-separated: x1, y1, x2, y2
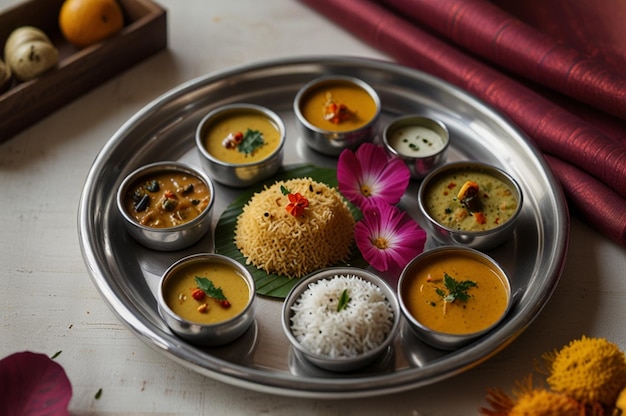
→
(435, 272, 477, 303)
(95, 388, 103, 399)
(51, 350, 62, 359)
(336, 289, 350, 312)
(280, 185, 290, 195)
(237, 129, 265, 155)
(195, 276, 227, 302)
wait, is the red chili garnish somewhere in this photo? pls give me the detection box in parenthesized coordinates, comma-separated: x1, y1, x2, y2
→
(222, 131, 244, 149)
(164, 190, 176, 199)
(191, 288, 205, 301)
(447, 182, 457, 190)
(232, 131, 243, 144)
(324, 101, 351, 124)
(285, 192, 309, 217)
(220, 300, 231, 308)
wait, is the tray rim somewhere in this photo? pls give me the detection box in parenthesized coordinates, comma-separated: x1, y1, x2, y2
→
(78, 55, 569, 398)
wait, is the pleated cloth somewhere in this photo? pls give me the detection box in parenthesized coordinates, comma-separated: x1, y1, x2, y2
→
(300, 0, 626, 247)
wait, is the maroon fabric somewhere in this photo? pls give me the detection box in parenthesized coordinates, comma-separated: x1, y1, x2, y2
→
(547, 155, 626, 245)
(299, 0, 626, 247)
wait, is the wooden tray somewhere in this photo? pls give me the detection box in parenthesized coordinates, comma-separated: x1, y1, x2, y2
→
(0, 0, 167, 143)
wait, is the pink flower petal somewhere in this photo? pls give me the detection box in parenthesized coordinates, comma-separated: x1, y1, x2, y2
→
(0, 351, 72, 416)
(367, 157, 411, 206)
(337, 143, 411, 210)
(337, 147, 367, 207)
(354, 199, 427, 273)
(354, 143, 390, 178)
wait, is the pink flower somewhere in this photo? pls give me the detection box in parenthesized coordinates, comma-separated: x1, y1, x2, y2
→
(337, 143, 411, 210)
(0, 351, 72, 415)
(354, 199, 427, 274)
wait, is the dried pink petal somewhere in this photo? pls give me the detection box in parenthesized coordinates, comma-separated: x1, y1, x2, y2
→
(0, 351, 72, 416)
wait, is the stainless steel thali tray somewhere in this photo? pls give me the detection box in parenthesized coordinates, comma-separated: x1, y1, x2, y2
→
(78, 56, 569, 398)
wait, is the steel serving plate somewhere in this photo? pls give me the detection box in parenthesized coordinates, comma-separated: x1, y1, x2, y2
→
(78, 56, 569, 398)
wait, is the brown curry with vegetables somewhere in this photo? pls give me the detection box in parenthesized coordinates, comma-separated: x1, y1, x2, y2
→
(124, 171, 211, 228)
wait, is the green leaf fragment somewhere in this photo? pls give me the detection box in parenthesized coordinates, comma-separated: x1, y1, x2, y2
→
(195, 276, 227, 301)
(237, 129, 265, 155)
(336, 289, 350, 312)
(437, 272, 477, 303)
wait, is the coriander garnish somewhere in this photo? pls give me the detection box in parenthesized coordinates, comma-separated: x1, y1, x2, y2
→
(336, 289, 350, 312)
(435, 272, 477, 303)
(194, 276, 228, 302)
(237, 129, 265, 155)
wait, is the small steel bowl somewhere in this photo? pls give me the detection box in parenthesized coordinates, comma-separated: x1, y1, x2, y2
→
(195, 103, 286, 188)
(293, 75, 381, 156)
(418, 161, 523, 250)
(116, 161, 215, 251)
(282, 267, 400, 372)
(382, 115, 450, 179)
(398, 247, 512, 350)
(158, 253, 256, 347)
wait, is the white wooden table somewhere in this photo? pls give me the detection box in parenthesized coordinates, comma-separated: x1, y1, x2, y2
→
(1, 1, 625, 414)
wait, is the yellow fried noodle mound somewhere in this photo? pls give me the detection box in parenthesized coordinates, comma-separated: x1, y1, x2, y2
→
(234, 178, 355, 278)
(544, 336, 626, 406)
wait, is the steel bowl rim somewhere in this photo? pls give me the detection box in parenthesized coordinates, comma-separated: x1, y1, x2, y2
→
(293, 75, 382, 136)
(417, 161, 524, 237)
(382, 114, 451, 161)
(195, 103, 286, 168)
(281, 266, 401, 366)
(158, 253, 256, 330)
(116, 161, 216, 233)
(397, 246, 513, 343)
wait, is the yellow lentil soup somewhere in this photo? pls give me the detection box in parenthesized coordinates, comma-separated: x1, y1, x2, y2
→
(402, 251, 510, 335)
(163, 260, 251, 325)
(424, 167, 519, 232)
(202, 109, 282, 164)
(299, 80, 378, 132)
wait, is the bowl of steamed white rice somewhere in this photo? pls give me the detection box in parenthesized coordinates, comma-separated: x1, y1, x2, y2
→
(281, 267, 400, 372)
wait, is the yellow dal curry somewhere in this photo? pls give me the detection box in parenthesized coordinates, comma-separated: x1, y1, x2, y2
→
(300, 80, 378, 132)
(163, 261, 251, 325)
(202, 110, 282, 164)
(402, 254, 509, 335)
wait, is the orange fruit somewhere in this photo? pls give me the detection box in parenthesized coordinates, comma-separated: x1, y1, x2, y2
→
(59, 0, 124, 48)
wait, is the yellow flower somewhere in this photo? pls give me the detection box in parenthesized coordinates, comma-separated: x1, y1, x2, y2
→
(616, 387, 626, 413)
(510, 389, 583, 416)
(481, 376, 584, 416)
(544, 336, 626, 406)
